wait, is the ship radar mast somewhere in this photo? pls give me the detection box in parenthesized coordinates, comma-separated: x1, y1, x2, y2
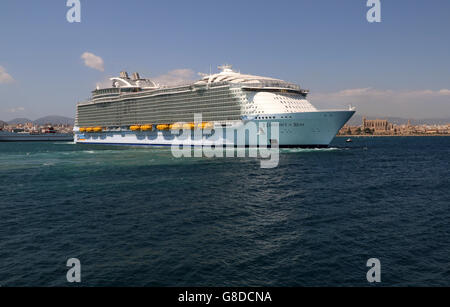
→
(218, 64, 234, 73)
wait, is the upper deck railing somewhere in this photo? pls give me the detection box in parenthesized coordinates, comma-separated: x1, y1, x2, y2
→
(80, 78, 307, 106)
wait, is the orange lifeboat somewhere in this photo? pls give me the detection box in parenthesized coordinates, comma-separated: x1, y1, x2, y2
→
(141, 125, 153, 131)
(183, 123, 195, 130)
(157, 124, 170, 131)
(169, 123, 183, 130)
(197, 122, 213, 129)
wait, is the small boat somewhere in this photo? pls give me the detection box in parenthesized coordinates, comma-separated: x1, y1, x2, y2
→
(0, 130, 73, 142)
(346, 138, 353, 143)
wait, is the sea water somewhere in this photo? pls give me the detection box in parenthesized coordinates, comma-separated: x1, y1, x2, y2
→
(0, 137, 449, 286)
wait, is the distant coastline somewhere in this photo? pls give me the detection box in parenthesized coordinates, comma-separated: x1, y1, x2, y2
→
(0, 115, 74, 126)
(0, 115, 74, 135)
(337, 134, 450, 137)
(339, 116, 450, 137)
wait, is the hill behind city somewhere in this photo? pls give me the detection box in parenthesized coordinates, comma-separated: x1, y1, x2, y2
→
(3, 116, 74, 126)
(33, 115, 74, 126)
(2, 115, 449, 127)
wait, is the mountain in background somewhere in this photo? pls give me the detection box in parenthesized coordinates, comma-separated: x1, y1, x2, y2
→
(347, 114, 450, 126)
(4, 116, 74, 126)
(6, 118, 33, 125)
(2, 114, 448, 127)
(33, 115, 74, 126)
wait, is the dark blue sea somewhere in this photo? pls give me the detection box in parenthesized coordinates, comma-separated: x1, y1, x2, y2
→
(0, 137, 449, 286)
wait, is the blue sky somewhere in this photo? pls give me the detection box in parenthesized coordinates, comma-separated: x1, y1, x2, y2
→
(0, 0, 449, 121)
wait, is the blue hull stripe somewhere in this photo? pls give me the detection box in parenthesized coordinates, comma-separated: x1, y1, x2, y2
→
(76, 142, 328, 148)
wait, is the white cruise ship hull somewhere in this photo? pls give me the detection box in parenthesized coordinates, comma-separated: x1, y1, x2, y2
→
(74, 110, 354, 148)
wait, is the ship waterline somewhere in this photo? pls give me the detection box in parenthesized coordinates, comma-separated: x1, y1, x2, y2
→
(74, 65, 355, 147)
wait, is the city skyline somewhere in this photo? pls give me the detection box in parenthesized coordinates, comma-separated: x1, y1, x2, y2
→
(1, 0, 450, 121)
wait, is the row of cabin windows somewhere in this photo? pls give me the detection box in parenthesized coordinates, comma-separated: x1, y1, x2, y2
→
(255, 115, 293, 120)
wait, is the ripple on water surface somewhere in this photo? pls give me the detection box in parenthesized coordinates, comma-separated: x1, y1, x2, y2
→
(0, 137, 449, 286)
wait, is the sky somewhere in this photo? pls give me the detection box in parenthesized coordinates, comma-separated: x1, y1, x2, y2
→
(0, 0, 449, 121)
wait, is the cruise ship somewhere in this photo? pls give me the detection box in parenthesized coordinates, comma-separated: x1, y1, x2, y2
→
(74, 65, 355, 148)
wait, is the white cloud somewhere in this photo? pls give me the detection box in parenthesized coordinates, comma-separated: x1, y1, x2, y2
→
(8, 107, 25, 113)
(310, 88, 450, 118)
(438, 89, 450, 95)
(153, 69, 196, 86)
(0, 66, 14, 83)
(81, 52, 104, 72)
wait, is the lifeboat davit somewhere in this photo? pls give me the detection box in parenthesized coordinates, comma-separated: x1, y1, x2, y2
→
(79, 127, 87, 132)
(93, 127, 102, 132)
(86, 127, 94, 133)
(130, 125, 141, 131)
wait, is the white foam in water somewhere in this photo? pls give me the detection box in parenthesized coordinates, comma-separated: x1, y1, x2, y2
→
(280, 147, 341, 153)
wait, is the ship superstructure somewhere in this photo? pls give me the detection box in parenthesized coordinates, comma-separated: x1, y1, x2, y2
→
(74, 65, 355, 147)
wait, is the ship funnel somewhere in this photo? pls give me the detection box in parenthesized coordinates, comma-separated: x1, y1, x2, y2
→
(132, 72, 141, 81)
(120, 71, 129, 79)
